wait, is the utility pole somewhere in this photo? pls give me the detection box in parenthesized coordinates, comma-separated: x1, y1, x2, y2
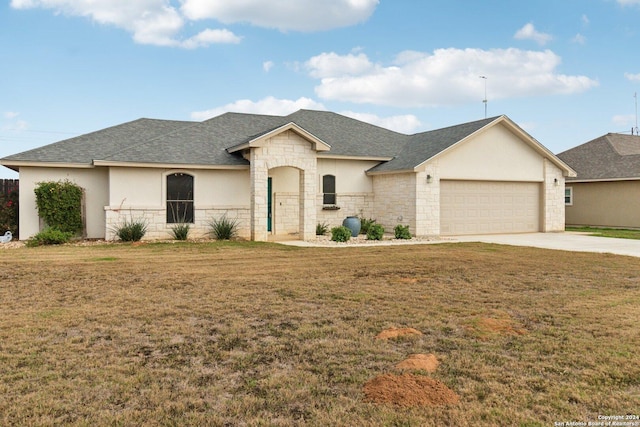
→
(479, 76, 488, 118)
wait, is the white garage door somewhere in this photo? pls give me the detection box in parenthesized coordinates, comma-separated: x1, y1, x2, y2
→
(440, 180, 540, 235)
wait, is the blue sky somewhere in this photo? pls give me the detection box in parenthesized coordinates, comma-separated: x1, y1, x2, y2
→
(2, 0, 640, 178)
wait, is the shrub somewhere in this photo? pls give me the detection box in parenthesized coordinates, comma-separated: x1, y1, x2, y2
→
(26, 227, 74, 247)
(112, 217, 148, 242)
(209, 215, 239, 240)
(34, 180, 83, 234)
(394, 224, 412, 239)
(330, 226, 351, 242)
(359, 217, 376, 234)
(316, 222, 329, 236)
(170, 223, 190, 240)
(0, 191, 19, 236)
(366, 224, 385, 240)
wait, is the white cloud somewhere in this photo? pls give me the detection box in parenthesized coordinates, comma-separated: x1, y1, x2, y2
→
(305, 52, 373, 78)
(190, 96, 327, 120)
(612, 114, 636, 127)
(306, 48, 598, 107)
(581, 14, 590, 26)
(190, 96, 419, 133)
(625, 72, 640, 81)
(572, 33, 586, 44)
(181, 29, 242, 49)
(10, 0, 241, 48)
(339, 111, 421, 134)
(617, 0, 640, 5)
(181, 0, 379, 32)
(514, 23, 553, 45)
(4, 112, 20, 120)
(263, 61, 274, 72)
(1, 111, 28, 131)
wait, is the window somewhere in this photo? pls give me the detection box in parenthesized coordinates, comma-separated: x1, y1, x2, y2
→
(322, 174, 336, 205)
(167, 173, 194, 223)
(564, 187, 573, 206)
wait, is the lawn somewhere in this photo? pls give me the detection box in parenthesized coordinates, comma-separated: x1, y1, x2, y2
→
(566, 226, 640, 240)
(1, 241, 639, 426)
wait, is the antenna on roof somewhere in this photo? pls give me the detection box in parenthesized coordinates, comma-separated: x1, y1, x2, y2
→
(479, 76, 488, 118)
(635, 92, 639, 136)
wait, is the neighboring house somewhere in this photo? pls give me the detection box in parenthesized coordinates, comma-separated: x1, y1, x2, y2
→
(0, 110, 575, 241)
(557, 133, 640, 229)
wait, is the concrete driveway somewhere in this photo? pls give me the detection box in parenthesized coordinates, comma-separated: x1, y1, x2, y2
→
(452, 232, 640, 258)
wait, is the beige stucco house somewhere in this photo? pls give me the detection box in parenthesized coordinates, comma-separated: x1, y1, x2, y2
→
(1, 110, 575, 241)
(557, 133, 640, 229)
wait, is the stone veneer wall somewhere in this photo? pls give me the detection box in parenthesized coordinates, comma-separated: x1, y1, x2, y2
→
(316, 193, 375, 229)
(414, 165, 441, 236)
(105, 207, 251, 241)
(250, 130, 317, 241)
(542, 158, 565, 232)
(273, 192, 299, 235)
(372, 173, 417, 234)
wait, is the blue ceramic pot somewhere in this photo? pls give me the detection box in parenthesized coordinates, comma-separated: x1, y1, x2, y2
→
(342, 216, 361, 237)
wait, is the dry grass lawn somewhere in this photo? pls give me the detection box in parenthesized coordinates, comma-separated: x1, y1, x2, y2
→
(1, 241, 639, 426)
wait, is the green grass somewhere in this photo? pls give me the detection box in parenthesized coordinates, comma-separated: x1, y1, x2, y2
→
(0, 241, 639, 426)
(566, 226, 640, 240)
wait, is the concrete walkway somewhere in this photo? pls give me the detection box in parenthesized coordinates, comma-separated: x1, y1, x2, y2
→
(280, 232, 640, 258)
(449, 232, 640, 258)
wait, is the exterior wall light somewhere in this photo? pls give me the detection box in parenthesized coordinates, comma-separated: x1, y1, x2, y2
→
(554, 178, 559, 186)
(426, 174, 433, 183)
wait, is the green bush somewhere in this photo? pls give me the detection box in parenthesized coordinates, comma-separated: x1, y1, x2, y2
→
(112, 217, 148, 242)
(366, 224, 385, 240)
(209, 215, 239, 240)
(394, 224, 412, 239)
(316, 222, 329, 236)
(330, 226, 351, 242)
(34, 180, 83, 234)
(0, 191, 19, 236)
(170, 223, 190, 240)
(26, 227, 74, 247)
(359, 217, 376, 234)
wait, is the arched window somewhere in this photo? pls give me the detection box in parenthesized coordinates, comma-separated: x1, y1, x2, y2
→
(167, 173, 194, 223)
(322, 174, 336, 205)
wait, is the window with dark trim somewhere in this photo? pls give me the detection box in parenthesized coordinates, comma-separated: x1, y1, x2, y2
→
(167, 173, 194, 223)
(564, 187, 573, 206)
(322, 174, 336, 205)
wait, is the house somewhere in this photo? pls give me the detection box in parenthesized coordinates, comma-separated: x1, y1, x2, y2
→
(0, 110, 575, 241)
(557, 133, 640, 229)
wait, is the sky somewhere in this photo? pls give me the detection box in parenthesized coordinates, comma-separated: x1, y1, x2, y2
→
(1, 0, 640, 178)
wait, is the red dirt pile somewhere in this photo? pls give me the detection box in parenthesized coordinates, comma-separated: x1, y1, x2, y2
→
(465, 311, 527, 340)
(395, 353, 439, 372)
(363, 373, 459, 407)
(375, 327, 423, 340)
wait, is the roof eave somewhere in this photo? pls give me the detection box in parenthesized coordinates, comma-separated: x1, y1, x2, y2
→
(92, 160, 249, 170)
(567, 176, 640, 183)
(0, 160, 94, 170)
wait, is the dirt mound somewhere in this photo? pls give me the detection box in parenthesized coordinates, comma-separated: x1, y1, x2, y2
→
(395, 353, 439, 372)
(375, 327, 423, 340)
(465, 311, 526, 340)
(363, 373, 459, 407)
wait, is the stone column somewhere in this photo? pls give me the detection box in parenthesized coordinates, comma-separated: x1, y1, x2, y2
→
(250, 151, 269, 241)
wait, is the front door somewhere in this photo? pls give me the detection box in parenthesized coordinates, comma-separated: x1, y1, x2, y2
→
(267, 177, 272, 232)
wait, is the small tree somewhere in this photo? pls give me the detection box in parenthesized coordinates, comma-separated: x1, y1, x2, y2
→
(34, 180, 84, 234)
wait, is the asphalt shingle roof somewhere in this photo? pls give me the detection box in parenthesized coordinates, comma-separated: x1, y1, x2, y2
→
(557, 133, 640, 180)
(1, 110, 508, 172)
(1, 118, 193, 164)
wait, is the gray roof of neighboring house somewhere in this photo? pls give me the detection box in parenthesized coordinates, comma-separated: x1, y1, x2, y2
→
(0, 109, 506, 171)
(557, 133, 640, 181)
